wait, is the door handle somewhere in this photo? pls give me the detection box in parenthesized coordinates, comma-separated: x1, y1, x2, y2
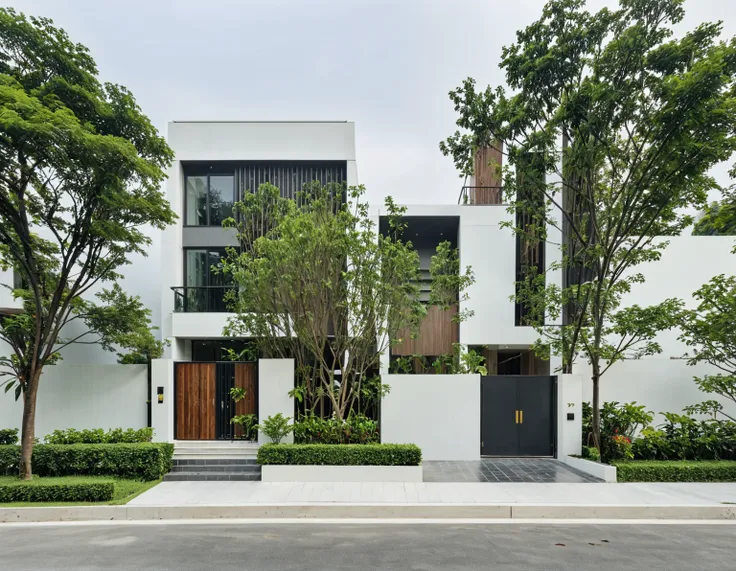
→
(520, 410, 523, 424)
(515, 410, 519, 424)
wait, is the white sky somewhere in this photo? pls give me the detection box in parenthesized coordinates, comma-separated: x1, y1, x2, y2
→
(6, 0, 735, 351)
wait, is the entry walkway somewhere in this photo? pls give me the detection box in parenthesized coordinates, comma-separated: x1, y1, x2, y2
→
(128, 481, 736, 507)
(423, 459, 599, 483)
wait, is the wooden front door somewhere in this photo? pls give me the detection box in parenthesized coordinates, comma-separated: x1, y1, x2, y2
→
(175, 363, 216, 440)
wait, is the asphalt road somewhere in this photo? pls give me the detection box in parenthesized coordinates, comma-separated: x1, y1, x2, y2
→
(1, 522, 735, 571)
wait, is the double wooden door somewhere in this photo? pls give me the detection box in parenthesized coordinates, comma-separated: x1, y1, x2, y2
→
(481, 375, 555, 457)
(175, 362, 256, 440)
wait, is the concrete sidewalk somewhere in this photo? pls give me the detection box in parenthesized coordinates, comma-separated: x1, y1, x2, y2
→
(2, 482, 736, 523)
(128, 481, 736, 507)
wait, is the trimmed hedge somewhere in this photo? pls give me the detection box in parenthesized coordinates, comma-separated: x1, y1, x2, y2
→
(613, 460, 736, 482)
(257, 443, 422, 466)
(44, 427, 154, 445)
(0, 478, 114, 502)
(0, 443, 174, 481)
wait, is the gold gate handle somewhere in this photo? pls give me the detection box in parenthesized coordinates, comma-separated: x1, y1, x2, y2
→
(515, 410, 519, 424)
(520, 410, 523, 424)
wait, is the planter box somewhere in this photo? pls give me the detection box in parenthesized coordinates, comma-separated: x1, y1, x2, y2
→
(261, 465, 423, 482)
(564, 455, 617, 482)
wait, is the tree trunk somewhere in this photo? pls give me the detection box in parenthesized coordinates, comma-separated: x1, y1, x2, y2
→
(19, 370, 41, 480)
(592, 374, 601, 454)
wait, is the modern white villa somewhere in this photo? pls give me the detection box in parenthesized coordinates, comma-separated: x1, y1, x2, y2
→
(1, 121, 735, 468)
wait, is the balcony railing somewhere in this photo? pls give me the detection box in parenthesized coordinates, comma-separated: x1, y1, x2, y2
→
(458, 186, 503, 205)
(172, 286, 236, 313)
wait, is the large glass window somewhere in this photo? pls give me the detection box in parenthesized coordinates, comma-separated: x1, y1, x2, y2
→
(185, 174, 234, 226)
(183, 248, 232, 312)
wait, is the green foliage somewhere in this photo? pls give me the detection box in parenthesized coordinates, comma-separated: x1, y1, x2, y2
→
(429, 240, 475, 323)
(441, 0, 736, 454)
(223, 183, 424, 420)
(293, 414, 380, 445)
(229, 387, 246, 402)
(230, 414, 258, 441)
(582, 401, 653, 463)
(257, 443, 422, 466)
(581, 445, 601, 463)
(679, 274, 736, 421)
(388, 345, 487, 375)
(257, 413, 293, 444)
(0, 8, 174, 477)
(44, 427, 154, 445)
(0, 478, 114, 502)
(0, 443, 173, 480)
(632, 413, 736, 461)
(0, 429, 18, 445)
(693, 198, 736, 236)
(614, 461, 736, 483)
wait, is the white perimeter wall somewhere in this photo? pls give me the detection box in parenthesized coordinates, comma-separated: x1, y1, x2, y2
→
(382, 374, 480, 460)
(0, 364, 148, 439)
(258, 359, 295, 444)
(575, 236, 736, 422)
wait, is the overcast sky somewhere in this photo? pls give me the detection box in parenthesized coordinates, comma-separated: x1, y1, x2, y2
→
(9, 0, 736, 207)
(6, 0, 735, 352)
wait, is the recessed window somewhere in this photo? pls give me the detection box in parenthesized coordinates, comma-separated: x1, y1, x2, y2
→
(185, 174, 234, 226)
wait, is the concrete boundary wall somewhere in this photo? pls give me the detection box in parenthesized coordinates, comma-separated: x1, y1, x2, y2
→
(382, 374, 481, 460)
(0, 364, 148, 438)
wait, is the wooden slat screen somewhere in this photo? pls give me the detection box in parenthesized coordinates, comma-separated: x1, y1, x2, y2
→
(392, 305, 459, 356)
(175, 363, 216, 440)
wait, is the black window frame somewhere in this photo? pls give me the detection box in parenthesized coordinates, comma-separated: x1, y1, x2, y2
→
(183, 171, 236, 228)
(183, 247, 230, 287)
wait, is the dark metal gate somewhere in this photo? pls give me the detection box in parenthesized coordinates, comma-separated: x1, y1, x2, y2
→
(481, 375, 555, 457)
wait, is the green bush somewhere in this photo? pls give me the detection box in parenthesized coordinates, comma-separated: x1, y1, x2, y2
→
(0, 429, 18, 445)
(293, 414, 380, 444)
(0, 443, 173, 481)
(614, 460, 736, 482)
(258, 443, 421, 466)
(0, 478, 114, 502)
(582, 401, 653, 463)
(44, 427, 154, 444)
(632, 414, 736, 461)
(581, 445, 601, 462)
(258, 413, 293, 444)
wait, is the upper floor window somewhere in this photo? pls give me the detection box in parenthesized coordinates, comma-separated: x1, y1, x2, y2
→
(185, 173, 235, 226)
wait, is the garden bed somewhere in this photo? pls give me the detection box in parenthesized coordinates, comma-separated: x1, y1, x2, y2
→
(0, 476, 161, 506)
(258, 443, 423, 482)
(613, 461, 736, 482)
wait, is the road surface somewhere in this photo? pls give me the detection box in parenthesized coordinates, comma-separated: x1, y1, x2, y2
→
(1, 522, 734, 570)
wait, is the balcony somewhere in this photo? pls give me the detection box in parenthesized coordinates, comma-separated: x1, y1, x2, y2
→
(172, 286, 236, 313)
(458, 186, 503, 205)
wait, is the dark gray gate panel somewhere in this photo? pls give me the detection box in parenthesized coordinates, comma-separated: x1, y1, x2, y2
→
(517, 376, 554, 456)
(481, 376, 518, 456)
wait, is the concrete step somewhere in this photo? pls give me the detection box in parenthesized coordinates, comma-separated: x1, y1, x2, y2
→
(173, 452, 259, 461)
(163, 472, 261, 482)
(170, 464, 260, 473)
(173, 440, 259, 449)
(173, 458, 258, 466)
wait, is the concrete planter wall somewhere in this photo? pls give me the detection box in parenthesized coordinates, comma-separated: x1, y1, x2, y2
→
(564, 455, 617, 482)
(261, 465, 423, 482)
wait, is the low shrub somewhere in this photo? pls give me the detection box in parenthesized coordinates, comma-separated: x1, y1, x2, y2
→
(0, 478, 114, 502)
(293, 414, 380, 444)
(44, 427, 154, 445)
(258, 413, 293, 444)
(632, 414, 736, 461)
(0, 443, 173, 481)
(581, 446, 601, 463)
(582, 401, 653, 463)
(614, 460, 736, 482)
(257, 443, 422, 466)
(0, 429, 18, 446)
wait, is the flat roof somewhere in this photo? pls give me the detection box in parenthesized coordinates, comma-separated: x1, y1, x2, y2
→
(170, 120, 350, 124)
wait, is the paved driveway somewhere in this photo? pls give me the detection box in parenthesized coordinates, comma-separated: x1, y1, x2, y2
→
(422, 458, 601, 483)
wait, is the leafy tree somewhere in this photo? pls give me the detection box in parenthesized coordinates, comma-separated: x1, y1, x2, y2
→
(441, 0, 736, 451)
(680, 274, 736, 422)
(428, 240, 475, 323)
(222, 183, 424, 421)
(0, 9, 174, 478)
(692, 196, 736, 236)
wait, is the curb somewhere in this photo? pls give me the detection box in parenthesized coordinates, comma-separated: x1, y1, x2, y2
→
(1, 504, 735, 523)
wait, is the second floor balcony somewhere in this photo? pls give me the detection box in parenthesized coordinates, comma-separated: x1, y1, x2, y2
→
(172, 285, 236, 313)
(458, 185, 503, 205)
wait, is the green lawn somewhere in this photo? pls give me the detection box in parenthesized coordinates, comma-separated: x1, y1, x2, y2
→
(0, 476, 161, 507)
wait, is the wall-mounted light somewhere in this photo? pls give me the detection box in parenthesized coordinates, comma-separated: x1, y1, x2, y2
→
(157, 386, 164, 404)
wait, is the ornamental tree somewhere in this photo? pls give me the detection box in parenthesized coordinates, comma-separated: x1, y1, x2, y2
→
(441, 0, 736, 451)
(222, 183, 424, 421)
(680, 274, 736, 422)
(0, 9, 174, 479)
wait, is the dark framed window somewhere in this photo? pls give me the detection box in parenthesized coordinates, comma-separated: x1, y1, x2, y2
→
(182, 248, 232, 312)
(185, 173, 235, 226)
